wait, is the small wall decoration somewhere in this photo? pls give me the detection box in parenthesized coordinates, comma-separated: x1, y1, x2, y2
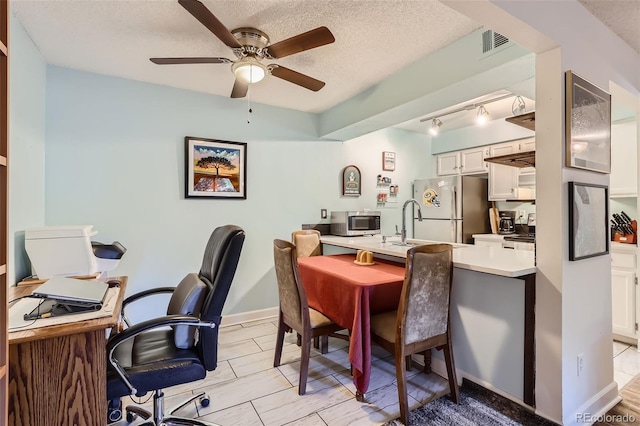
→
(382, 151, 396, 171)
(565, 71, 611, 174)
(185, 136, 247, 199)
(342, 165, 361, 197)
(568, 181, 609, 261)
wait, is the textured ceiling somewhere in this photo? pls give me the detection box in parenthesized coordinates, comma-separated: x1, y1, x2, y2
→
(579, 0, 640, 54)
(10, 0, 481, 113)
(10, 0, 639, 129)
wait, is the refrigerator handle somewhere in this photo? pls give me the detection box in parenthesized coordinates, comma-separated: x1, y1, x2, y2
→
(451, 185, 457, 243)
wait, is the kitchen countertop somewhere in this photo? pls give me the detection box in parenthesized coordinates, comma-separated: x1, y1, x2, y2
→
(320, 235, 535, 278)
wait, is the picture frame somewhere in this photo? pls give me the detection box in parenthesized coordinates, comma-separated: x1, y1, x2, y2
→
(382, 151, 396, 171)
(185, 136, 247, 199)
(565, 71, 611, 174)
(342, 165, 361, 197)
(568, 181, 609, 261)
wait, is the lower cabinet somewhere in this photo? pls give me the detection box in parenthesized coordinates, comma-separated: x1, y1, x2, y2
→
(611, 245, 638, 342)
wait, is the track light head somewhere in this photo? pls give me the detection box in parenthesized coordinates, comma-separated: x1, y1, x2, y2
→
(429, 118, 443, 136)
(512, 95, 527, 116)
(476, 105, 489, 125)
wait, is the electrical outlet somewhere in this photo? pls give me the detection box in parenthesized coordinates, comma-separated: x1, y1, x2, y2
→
(321, 209, 327, 219)
(518, 210, 526, 221)
(577, 353, 584, 376)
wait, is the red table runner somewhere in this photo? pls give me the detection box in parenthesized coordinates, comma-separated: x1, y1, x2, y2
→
(297, 254, 405, 396)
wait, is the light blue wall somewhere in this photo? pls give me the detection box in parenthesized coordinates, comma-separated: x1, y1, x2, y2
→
(42, 67, 431, 320)
(9, 14, 47, 285)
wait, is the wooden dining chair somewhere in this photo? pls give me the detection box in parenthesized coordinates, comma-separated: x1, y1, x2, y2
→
(272, 239, 343, 395)
(291, 229, 334, 352)
(370, 243, 459, 425)
(291, 229, 322, 258)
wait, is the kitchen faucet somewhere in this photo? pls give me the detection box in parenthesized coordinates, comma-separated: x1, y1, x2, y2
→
(401, 199, 423, 245)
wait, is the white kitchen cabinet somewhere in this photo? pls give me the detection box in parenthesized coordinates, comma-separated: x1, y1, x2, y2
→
(488, 142, 518, 200)
(460, 147, 489, 174)
(437, 147, 488, 176)
(516, 137, 535, 152)
(610, 120, 637, 197)
(436, 152, 460, 176)
(611, 245, 638, 342)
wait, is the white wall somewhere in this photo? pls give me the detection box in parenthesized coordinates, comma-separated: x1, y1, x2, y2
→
(39, 66, 431, 322)
(9, 13, 47, 285)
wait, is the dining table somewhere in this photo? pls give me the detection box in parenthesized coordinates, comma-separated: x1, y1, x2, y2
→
(296, 253, 406, 400)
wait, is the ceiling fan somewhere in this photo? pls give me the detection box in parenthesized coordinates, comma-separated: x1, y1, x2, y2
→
(150, 0, 336, 98)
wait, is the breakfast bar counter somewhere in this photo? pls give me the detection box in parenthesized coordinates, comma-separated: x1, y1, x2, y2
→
(320, 235, 537, 407)
(320, 235, 535, 277)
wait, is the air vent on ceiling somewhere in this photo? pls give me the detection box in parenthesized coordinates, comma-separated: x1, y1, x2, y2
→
(482, 30, 511, 55)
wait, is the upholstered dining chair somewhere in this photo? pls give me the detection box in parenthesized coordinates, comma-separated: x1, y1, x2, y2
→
(291, 229, 322, 258)
(106, 225, 245, 425)
(370, 243, 459, 426)
(273, 239, 343, 395)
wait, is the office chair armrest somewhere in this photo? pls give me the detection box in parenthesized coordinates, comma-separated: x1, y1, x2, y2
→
(122, 287, 176, 308)
(107, 314, 216, 396)
(120, 287, 177, 328)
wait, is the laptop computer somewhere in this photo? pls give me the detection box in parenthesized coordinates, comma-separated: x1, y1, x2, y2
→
(31, 276, 108, 307)
(25, 276, 109, 320)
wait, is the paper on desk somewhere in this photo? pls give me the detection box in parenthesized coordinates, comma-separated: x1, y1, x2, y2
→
(8, 287, 119, 331)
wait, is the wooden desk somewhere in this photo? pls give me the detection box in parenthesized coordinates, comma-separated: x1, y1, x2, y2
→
(297, 255, 405, 399)
(7, 277, 127, 426)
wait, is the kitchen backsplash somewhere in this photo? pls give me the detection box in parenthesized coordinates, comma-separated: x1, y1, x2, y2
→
(495, 201, 536, 226)
(610, 198, 638, 226)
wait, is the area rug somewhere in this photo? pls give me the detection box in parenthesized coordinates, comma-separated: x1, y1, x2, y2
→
(384, 379, 557, 426)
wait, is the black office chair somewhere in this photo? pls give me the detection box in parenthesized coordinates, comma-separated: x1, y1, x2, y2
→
(106, 225, 245, 425)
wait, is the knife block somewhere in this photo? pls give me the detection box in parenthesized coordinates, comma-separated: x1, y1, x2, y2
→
(614, 220, 637, 244)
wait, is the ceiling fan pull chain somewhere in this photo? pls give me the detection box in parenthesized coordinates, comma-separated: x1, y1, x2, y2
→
(246, 67, 254, 123)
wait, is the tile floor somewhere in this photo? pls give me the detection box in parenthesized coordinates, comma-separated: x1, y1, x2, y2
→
(113, 318, 640, 426)
(613, 340, 640, 390)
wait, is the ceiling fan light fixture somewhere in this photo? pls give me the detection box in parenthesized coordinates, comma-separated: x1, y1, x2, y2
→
(429, 118, 443, 136)
(476, 105, 489, 125)
(232, 58, 267, 84)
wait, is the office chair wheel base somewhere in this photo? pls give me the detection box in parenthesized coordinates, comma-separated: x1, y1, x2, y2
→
(200, 396, 210, 407)
(107, 399, 123, 422)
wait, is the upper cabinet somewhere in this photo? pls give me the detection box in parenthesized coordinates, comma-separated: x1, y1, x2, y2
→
(610, 119, 638, 198)
(487, 138, 535, 201)
(436, 147, 488, 176)
(488, 142, 519, 200)
(435, 138, 535, 201)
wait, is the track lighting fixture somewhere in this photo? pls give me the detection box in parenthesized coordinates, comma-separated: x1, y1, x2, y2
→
(429, 118, 443, 136)
(512, 95, 526, 116)
(419, 93, 528, 134)
(476, 105, 489, 125)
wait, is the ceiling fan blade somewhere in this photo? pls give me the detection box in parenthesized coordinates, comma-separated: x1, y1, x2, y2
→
(178, 0, 242, 48)
(269, 65, 325, 91)
(150, 57, 231, 65)
(230, 79, 248, 98)
(266, 27, 335, 59)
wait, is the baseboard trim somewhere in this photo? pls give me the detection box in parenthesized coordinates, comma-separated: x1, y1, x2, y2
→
(564, 381, 621, 426)
(221, 307, 278, 327)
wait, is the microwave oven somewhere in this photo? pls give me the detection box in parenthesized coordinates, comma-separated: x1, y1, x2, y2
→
(330, 211, 381, 236)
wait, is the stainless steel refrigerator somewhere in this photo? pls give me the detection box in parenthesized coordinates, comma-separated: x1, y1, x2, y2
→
(413, 175, 489, 244)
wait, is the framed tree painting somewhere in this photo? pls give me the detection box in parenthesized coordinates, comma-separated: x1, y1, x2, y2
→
(185, 136, 247, 199)
(565, 71, 611, 174)
(342, 165, 361, 196)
